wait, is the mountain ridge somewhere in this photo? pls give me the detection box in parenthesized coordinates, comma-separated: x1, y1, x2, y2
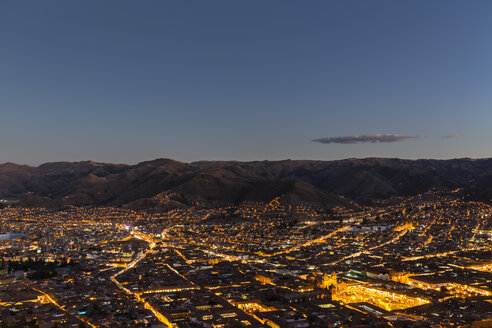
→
(1, 157, 491, 208)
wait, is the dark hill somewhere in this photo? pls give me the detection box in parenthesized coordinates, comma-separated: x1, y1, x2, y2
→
(1, 157, 492, 208)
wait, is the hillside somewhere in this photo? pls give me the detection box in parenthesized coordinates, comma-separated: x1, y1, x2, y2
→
(1, 157, 491, 208)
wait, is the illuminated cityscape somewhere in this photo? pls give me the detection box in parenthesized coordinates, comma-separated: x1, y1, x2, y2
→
(1, 190, 491, 327)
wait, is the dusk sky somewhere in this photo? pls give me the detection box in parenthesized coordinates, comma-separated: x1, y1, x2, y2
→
(1, 1, 491, 165)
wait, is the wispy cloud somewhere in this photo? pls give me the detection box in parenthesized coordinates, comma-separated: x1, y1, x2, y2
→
(312, 134, 420, 144)
(441, 134, 459, 139)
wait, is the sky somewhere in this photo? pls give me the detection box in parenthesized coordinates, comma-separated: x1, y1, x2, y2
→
(1, 0, 491, 165)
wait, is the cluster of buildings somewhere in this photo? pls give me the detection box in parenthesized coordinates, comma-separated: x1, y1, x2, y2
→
(0, 191, 491, 327)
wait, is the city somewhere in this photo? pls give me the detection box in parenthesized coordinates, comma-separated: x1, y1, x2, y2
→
(1, 190, 491, 327)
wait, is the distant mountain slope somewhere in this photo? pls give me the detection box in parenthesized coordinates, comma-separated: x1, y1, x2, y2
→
(1, 157, 492, 208)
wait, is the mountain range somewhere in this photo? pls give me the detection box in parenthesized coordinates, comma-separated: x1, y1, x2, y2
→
(1, 157, 492, 209)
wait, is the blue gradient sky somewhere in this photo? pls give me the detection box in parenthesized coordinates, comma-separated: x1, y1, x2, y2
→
(1, 1, 491, 165)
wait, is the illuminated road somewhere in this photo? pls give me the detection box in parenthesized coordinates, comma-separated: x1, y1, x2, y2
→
(32, 287, 97, 328)
(402, 245, 489, 261)
(326, 229, 409, 266)
(258, 225, 352, 258)
(110, 232, 171, 326)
